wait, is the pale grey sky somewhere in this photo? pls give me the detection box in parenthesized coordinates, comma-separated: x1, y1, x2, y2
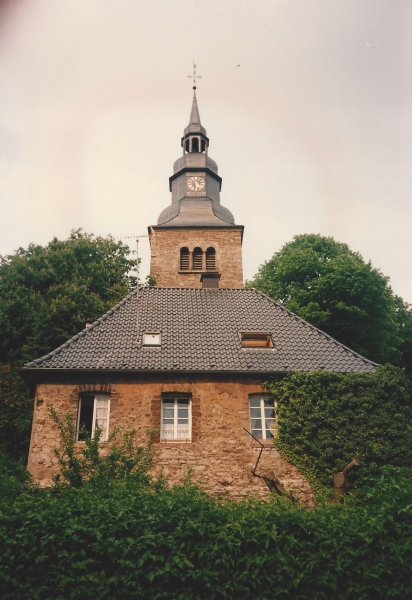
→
(1, 0, 411, 300)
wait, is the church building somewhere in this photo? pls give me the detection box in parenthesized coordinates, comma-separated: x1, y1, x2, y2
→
(23, 92, 375, 502)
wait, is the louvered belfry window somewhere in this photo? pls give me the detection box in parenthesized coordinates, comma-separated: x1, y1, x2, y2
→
(180, 247, 190, 270)
(192, 247, 203, 270)
(206, 247, 216, 271)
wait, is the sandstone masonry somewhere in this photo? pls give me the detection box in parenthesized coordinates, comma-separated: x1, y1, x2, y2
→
(28, 376, 314, 505)
(150, 227, 244, 288)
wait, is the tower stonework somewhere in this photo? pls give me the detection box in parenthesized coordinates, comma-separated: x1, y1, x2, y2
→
(149, 93, 244, 288)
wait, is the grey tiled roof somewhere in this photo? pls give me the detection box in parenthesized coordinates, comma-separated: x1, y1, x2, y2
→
(157, 198, 235, 227)
(24, 288, 376, 373)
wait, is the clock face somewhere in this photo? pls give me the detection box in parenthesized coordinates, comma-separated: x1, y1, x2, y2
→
(187, 176, 205, 192)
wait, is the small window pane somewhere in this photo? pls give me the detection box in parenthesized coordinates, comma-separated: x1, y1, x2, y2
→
(163, 408, 174, 419)
(250, 408, 261, 419)
(249, 398, 260, 408)
(264, 398, 275, 407)
(251, 418, 262, 430)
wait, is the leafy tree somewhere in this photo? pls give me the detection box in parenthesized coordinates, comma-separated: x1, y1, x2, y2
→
(394, 295, 412, 374)
(0, 230, 136, 457)
(247, 234, 403, 364)
(0, 229, 136, 366)
(0, 365, 33, 455)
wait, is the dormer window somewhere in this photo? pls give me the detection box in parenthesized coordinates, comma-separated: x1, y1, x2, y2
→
(143, 332, 161, 346)
(240, 331, 273, 348)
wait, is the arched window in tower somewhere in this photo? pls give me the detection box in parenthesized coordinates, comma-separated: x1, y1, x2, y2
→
(201, 139, 206, 152)
(192, 247, 203, 271)
(192, 138, 199, 153)
(206, 247, 216, 271)
(185, 139, 189, 153)
(180, 247, 190, 271)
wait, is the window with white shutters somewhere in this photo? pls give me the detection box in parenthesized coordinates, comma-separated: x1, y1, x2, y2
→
(77, 394, 110, 442)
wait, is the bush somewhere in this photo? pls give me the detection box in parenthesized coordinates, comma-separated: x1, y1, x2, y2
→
(0, 469, 412, 599)
(265, 365, 412, 494)
(49, 408, 155, 490)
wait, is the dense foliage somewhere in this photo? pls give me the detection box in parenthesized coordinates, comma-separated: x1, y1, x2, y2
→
(0, 230, 136, 457)
(0, 467, 412, 599)
(0, 229, 136, 366)
(266, 365, 412, 495)
(247, 234, 412, 368)
(0, 365, 33, 455)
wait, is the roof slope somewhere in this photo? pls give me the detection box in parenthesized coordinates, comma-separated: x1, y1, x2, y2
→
(24, 288, 376, 373)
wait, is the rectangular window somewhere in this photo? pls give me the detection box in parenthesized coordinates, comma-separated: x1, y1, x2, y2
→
(249, 396, 276, 440)
(77, 394, 110, 442)
(161, 395, 191, 441)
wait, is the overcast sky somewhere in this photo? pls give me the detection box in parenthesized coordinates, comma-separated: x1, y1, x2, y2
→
(1, 0, 411, 301)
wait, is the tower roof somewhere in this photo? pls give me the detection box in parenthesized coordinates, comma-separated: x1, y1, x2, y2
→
(190, 92, 201, 124)
(184, 92, 207, 136)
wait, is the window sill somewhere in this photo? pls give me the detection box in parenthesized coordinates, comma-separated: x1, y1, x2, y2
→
(178, 270, 218, 275)
(159, 439, 192, 444)
(250, 438, 276, 447)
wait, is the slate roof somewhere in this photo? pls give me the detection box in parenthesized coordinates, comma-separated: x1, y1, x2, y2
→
(23, 288, 376, 374)
(156, 198, 236, 227)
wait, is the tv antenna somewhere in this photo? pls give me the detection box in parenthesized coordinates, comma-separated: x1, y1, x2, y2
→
(121, 228, 155, 284)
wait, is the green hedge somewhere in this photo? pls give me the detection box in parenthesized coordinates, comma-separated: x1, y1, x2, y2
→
(266, 365, 412, 493)
(1, 469, 412, 599)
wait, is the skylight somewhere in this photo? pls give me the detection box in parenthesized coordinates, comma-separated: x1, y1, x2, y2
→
(240, 331, 273, 348)
(143, 332, 161, 346)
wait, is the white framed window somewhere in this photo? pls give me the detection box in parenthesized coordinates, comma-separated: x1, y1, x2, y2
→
(161, 395, 191, 441)
(249, 395, 276, 440)
(77, 394, 110, 442)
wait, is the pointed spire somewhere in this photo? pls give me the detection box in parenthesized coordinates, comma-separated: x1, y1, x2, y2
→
(184, 92, 207, 137)
(189, 91, 201, 125)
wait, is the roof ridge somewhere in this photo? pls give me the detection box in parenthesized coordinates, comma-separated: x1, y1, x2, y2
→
(248, 288, 378, 367)
(24, 288, 140, 368)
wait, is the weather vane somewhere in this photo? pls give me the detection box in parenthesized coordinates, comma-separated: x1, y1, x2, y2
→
(187, 61, 202, 90)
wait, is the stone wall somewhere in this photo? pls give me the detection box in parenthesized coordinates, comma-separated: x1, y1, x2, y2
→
(28, 376, 313, 505)
(149, 227, 244, 288)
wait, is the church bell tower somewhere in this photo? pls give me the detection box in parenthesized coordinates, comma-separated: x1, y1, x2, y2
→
(149, 91, 244, 288)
